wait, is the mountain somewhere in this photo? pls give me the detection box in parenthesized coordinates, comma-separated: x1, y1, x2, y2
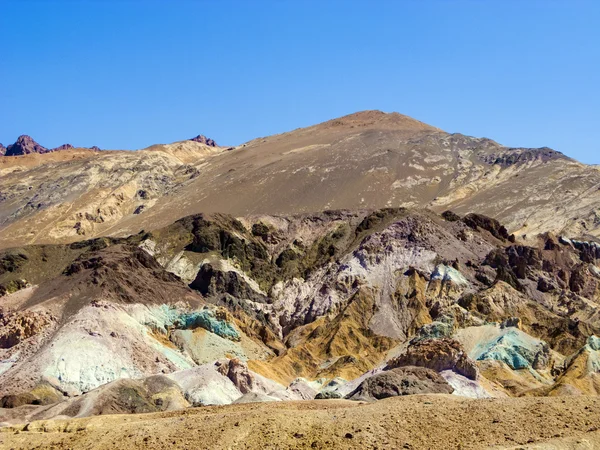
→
(0, 143, 6, 156)
(5, 135, 49, 156)
(0, 111, 598, 251)
(2, 111, 600, 437)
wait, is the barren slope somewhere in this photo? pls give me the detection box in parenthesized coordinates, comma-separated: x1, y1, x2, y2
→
(1, 111, 599, 250)
(0, 141, 226, 248)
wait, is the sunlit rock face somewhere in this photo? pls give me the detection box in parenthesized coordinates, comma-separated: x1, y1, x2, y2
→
(2, 206, 600, 424)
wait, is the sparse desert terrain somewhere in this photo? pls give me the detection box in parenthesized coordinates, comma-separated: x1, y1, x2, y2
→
(2, 112, 600, 450)
(3, 396, 600, 449)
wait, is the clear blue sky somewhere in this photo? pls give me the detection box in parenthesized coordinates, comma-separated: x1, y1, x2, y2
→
(1, 1, 598, 163)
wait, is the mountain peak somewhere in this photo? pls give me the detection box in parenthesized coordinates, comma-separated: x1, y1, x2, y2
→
(5, 135, 49, 156)
(320, 110, 441, 133)
(2, 137, 93, 157)
(189, 135, 218, 147)
(53, 143, 74, 151)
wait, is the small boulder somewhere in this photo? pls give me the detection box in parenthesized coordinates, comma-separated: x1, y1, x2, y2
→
(441, 211, 461, 222)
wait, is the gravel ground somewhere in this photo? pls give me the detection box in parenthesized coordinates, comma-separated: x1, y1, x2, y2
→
(2, 394, 600, 449)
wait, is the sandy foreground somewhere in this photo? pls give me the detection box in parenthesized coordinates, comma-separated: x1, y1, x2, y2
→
(2, 395, 600, 449)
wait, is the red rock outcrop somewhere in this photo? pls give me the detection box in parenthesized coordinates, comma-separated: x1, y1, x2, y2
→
(5, 135, 49, 156)
(189, 135, 217, 147)
(215, 359, 255, 394)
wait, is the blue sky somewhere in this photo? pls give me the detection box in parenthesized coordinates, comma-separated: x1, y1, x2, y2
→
(1, 1, 598, 163)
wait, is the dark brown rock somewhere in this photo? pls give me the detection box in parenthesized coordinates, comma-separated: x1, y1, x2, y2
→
(481, 147, 567, 166)
(506, 245, 543, 279)
(3, 137, 81, 156)
(5, 135, 49, 156)
(189, 264, 268, 304)
(441, 210, 461, 222)
(345, 366, 454, 401)
(189, 135, 218, 147)
(463, 213, 510, 241)
(537, 276, 557, 292)
(386, 338, 479, 380)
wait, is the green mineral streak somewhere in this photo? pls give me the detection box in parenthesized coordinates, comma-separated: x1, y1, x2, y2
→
(474, 330, 540, 370)
(155, 305, 240, 341)
(179, 310, 240, 341)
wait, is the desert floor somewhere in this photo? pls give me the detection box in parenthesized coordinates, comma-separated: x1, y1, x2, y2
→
(2, 395, 600, 449)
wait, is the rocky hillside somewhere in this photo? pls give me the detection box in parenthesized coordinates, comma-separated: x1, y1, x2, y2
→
(1, 111, 599, 251)
(0, 140, 225, 249)
(2, 208, 600, 424)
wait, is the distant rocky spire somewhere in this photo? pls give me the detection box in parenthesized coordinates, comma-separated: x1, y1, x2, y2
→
(189, 135, 218, 147)
(5, 135, 49, 156)
(1, 136, 87, 156)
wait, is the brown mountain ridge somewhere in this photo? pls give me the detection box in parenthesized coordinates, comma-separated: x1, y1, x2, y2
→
(0, 110, 598, 250)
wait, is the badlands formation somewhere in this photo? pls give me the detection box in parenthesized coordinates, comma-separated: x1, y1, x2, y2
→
(1, 111, 600, 449)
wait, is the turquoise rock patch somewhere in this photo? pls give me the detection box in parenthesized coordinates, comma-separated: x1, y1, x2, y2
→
(474, 330, 544, 370)
(178, 310, 240, 342)
(152, 305, 240, 341)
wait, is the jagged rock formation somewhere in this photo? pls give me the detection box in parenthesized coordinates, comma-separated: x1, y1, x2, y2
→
(5, 135, 49, 156)
(189, 134, 217, 147)
(2, 135, 91, 157)
(2, 207, 600, 424)
(1, 111, 599, 250)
